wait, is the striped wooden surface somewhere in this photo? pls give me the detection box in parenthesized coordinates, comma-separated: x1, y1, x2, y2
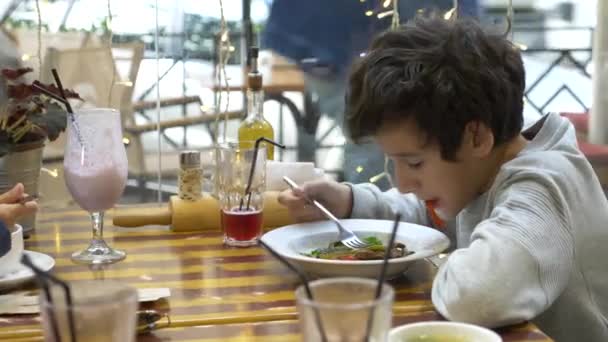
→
(0, 206, 553, 341)
(137, 317, 551, 342)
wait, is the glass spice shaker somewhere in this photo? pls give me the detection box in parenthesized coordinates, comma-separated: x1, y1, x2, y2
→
(178, 151, 202, 201)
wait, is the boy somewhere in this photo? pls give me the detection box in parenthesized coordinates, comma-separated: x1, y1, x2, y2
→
(279, 16, 608, 342)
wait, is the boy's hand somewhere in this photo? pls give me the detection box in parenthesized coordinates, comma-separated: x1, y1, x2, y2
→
(278, 180, 353, 222)
(0, 183, 38, 227)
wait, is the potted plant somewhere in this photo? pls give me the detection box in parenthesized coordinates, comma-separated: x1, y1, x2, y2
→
(0, 67, 80, 234)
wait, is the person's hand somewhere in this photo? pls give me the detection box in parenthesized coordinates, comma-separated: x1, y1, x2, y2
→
(0, 183, 38, 227)
(278, 179, 353, 222)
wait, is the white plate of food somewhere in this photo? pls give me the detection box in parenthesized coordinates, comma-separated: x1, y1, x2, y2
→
(260, 219, 450, 278)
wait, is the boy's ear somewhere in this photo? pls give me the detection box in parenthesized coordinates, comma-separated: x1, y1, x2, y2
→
(465, 121, 494, 158)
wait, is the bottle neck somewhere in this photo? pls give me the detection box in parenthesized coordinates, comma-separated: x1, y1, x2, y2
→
(247, 89, 264, 119)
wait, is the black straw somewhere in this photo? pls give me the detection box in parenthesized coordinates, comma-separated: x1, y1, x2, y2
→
(239, 137, 285, 211)
(48, 69, 85, 148)
(21, 254, 77, 342)
(21, 254, 59, 341)
(32, 82, 70, 106)
(51, 69, 73, 113)
(376, 213, 401, 297)
(259, 240, 328, 342)
(364, 213, 401, 341)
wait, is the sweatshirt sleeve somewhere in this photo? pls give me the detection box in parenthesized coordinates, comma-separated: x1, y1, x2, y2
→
(431, 177, 574, 327)
(348, 183, 430, 225)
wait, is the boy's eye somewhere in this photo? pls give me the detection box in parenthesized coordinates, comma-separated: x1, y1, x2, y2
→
(407, 161, 423, 169)
(390, 156, 423, 170)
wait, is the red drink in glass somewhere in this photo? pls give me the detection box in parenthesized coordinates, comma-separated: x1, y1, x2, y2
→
(221, 208, 263, 246)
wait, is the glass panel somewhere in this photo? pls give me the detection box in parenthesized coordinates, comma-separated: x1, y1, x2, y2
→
(0, 0, 597, 217)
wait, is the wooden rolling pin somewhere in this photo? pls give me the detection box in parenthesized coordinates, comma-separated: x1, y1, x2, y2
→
(112, 192, 294, 232)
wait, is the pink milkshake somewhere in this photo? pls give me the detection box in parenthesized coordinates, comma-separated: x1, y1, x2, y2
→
(63, 108, 129, 265)
(64, 164, 127, 212)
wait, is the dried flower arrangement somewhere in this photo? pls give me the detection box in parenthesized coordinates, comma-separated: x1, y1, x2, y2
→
(0, 67, 81, 157)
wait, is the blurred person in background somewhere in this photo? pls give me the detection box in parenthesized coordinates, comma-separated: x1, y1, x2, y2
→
(0, 183, 38, 256)
(0, 28, 31, 256)
(0, 27, 22, 117)
(262, 0, 480, 189)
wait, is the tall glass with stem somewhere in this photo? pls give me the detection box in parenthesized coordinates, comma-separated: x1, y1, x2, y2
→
(63, 108, 128, 264)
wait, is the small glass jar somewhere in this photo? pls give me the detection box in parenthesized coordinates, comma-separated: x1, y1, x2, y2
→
(178, 151, 202, 201)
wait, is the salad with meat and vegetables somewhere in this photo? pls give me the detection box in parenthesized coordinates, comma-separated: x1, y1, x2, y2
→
(304, 236, 413, 261)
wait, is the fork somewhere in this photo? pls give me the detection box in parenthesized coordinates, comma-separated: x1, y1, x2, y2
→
(282, 176, 369, 249)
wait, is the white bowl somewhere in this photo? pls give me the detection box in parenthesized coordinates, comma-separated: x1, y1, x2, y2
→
(261, 219, 450, 278)
(389, 321, 502, 342)
(0, 224, 24, 276)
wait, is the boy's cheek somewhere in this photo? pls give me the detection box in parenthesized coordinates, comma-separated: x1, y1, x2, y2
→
(435, 207, 452, 221)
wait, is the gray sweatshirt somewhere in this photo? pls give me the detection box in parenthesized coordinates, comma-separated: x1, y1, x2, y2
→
(350, 113, 608, 341)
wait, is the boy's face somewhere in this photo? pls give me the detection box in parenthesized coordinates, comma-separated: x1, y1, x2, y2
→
(375, 117, 493, 220)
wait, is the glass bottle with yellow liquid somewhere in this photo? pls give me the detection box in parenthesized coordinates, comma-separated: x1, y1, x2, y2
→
(238, 47, 275, 160)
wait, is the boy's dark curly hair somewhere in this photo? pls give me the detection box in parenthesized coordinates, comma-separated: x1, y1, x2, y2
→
(345, 15, 525, 160)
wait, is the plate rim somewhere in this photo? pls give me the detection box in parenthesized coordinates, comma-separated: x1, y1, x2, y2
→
(388, 321, 503, 341)
(0, 250, 55, 285)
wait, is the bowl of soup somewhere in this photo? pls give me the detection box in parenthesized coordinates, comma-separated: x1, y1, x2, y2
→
(389, 321, 502, 342)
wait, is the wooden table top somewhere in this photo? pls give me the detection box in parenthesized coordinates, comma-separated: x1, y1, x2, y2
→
(0, 206, 553, 341)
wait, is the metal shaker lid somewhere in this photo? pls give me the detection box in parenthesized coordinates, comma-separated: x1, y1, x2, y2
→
(179, 150, 200, 167)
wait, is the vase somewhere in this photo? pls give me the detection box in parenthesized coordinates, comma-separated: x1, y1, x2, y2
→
(0, 141, 44, 236)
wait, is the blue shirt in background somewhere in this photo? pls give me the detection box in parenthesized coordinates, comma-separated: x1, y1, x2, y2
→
(262, 0, 480, 78)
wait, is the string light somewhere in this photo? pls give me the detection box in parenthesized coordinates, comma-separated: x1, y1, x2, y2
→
(41, 168, 59, 178)
(369, 172, 387, 184)
(376, 0, 400, 184)
(444, 8, 456, 20)
(377, 10, 394, 19)
(35, 0, 42, 78)
(391, 0, 399, 29)
(358, 0, 400, 28)
(155, 0, 162, 203)
(506, 0, 514, 41)
(214, 0, 233, 143)
(106, 0, 116, 106)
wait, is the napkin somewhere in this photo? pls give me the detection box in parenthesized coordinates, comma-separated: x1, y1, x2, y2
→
(0, 288, 171, 315)
(0, 292, 38, 314)
(266, 161, 325, 191)
(137, 288, 171, 302)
